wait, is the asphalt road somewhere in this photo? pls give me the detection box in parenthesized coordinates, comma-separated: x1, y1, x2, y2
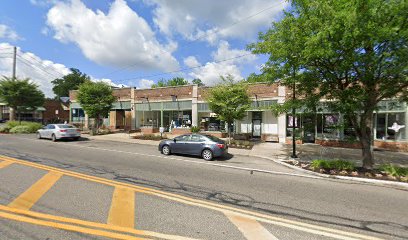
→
(0, 134, 407, 240)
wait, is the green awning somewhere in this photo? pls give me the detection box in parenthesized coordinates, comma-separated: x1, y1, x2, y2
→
(112, 101, 131, 110)
(70, 102, 82, 109)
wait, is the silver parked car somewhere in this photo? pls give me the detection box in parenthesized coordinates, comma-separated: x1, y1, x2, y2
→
(37, 124, 81, 142)
(158, 133, 228, 161)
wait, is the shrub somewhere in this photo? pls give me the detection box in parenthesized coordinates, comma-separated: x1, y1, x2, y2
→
(190, 126, 200, 133)
(0, 125, 11, 133)
(24, 122, 43, 133)
(311, 159, 330, 170)
(3, 121, 42, 133)
(10, 125, 32, 133)
(380, 164, 408, 177)
(311, 159, 355, 171)
(330, 160, 355, 171)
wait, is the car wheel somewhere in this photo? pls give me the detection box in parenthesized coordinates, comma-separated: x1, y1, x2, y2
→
(51, 134, 57, 142)
(36, 132, 42, 139)
(202, 149, 213, 161)
(162, 145, 171, 155)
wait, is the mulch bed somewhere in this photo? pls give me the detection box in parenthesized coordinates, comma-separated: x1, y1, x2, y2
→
(228, 144, 253, 150)
(284, 160, 408, 183)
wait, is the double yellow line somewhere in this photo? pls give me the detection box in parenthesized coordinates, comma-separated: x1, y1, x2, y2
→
(0, 155, 383, 240)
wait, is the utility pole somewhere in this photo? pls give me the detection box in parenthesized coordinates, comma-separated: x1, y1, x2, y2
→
(12, 46, 16, 79)
(9, 46, 17, 121)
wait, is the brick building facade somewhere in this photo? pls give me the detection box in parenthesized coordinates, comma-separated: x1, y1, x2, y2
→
(69, 83, 408, 152)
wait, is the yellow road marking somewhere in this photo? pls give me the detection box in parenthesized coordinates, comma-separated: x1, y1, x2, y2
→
(108, 187, 135, 228)
(0, 155, 383, 240)
(226, 212, 279, 240)
(0, 160, 12, 169)
(8, 171, 62, 210)
(0, 204, 198, 240)
(0, 209, 147, 240)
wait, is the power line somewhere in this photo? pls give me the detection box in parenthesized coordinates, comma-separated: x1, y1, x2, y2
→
(16, 54, 62, 80)
(18, 50, 65, 78)
(16, 53, 64, 79)
(100, 3, 282, 78)
(116, 53, 253, 82)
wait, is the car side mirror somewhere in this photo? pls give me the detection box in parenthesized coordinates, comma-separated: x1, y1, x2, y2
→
(173, 139, 177, 143)
(42, 127, 47, 129)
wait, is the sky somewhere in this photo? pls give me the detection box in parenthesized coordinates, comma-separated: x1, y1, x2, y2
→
(0, 0, 288, 97)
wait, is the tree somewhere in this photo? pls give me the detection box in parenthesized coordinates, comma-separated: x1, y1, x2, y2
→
(52, 68, 90, 99)
(0, 77, 45, 122)
(151, 77, 189, 88)
(206, 75, 251, 143)
(77, 82, 115, 132)
(192, 78, 204, 86)
(249, 0, 408, 169)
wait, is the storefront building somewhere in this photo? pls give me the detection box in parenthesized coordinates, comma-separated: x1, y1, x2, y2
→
(68, 83, 407, 151)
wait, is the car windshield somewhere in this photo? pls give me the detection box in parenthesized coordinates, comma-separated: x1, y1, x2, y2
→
(58, 125, 75, 129)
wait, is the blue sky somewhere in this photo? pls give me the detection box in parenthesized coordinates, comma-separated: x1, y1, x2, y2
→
(0, 0, 288, 97)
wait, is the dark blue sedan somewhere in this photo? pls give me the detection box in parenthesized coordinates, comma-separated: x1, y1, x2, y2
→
(158, 133, 228, 161)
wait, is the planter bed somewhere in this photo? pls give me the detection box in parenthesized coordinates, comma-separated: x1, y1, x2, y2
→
(284, 160, 408, 183)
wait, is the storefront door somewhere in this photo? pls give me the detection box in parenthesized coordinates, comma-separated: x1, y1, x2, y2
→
(252, 112, 262, 138)
(252, 119, 261, 137)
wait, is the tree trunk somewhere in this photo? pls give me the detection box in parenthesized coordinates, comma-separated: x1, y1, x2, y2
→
(9, 107, 16, 121)
(359, 112, 375, 169)
(227, 122, 231, 144)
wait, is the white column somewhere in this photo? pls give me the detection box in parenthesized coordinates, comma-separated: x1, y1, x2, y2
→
(278, 114, 286, 143)
(192, 85, 198, 127)
(277, 86, 287, 143)
(131, 87, 136, 130)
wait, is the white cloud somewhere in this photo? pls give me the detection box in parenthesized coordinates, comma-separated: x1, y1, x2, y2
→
(187, 41, 256, 86)
(46, 0, 179, 71)
(0, 42, 69, 97)
(137, 79, 154, 89)
(30, 0, 60, 7)
(146, 0, 288, 43)
(183, 56, 200, 68)
(0, 24, 21, 41)
(92, 77, 128, 88)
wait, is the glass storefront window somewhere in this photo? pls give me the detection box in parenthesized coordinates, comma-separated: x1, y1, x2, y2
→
(163, 110, 192, 131)
(71, 108, 85, 122)
(376, 112, 406, 141)
(387, 113, 406, 140)
(200, 117, 225, 132)
(286, 114, 301, 137)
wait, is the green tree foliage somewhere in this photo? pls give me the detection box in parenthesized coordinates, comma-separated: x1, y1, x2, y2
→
(0, 77, 45, 122)
(77, 82, 115, 130)
(245, 73, 268, 83)
(151, 77, 189, 88)
(192, 78, 204, 86)
(52, 68, 90, 99)
(249, 0, 408, 169)
(206, 75, 251, 142)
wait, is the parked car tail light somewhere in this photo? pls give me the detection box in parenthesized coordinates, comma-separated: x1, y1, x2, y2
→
(59, 129, 67, 132)
(76, 129, 81, 132)
(216, 143, 224, 149)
